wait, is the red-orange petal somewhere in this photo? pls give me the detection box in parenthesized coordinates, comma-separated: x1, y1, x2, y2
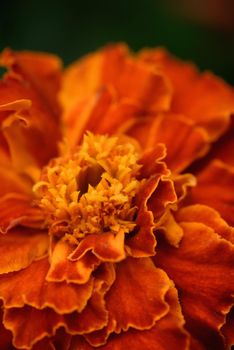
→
(138, 143, 169, 179)
(0, 49, 62, 121)
(125, 177, 159, 257)
(3, 306, 63, 349)
(0, 228, 48, 274)
(155, 220, 234, 350)
(0, 193, 44, 233)
(70, 286, 189, 350)
(64, 264, 113, 335)
(139, 48, 234, 141)
(102, 257, 171, 333)
(188, 159, 234, 226)
(0, 50, 62, 170)
(175, 204, 234, 244)
(101, 44, 171, 112)
(125, 113, 209, 173)
(61, 87, 142, 149)
(69, 230, 126, 263)
(61, 44, 171, 121)
(46, 240, 99, 284)
(0, 258, 93, 313)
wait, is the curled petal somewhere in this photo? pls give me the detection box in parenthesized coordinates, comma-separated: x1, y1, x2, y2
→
(176, 204, 234, 244)
(0, 193, 44, 233)
(139, 48, 234, 141)
(139, 143, 169, 179)
(64, 264, 114, 335)
(0, 50, 62, 170)
(0, 258, 93, 313)
(125, 177, 158, 257)
(1, 109, 41, 181)
(188, 159, 234, 226)
(69, 230, 126, 263)
(0, 49, 62, 120)
(0, 229, 48, 274)
(155, 221, 234, 350)
(3, 306, 63, 349)
(59, 50, 103, 120)
(70, 286, 189, 350)
(82, 258, 171, 347)
(125, 113, 209, 172)
(147, 177, 177, 220)
(156, 211, 184, 248)
(100, 44, 171, 112)
(102, 257, 171, 333)
(83, 89, 141, 136)
(61, 44, 171, 120)
(2, 265, 113, 349)
(61, 87, 142, 149)
(46, 240, 99, 284)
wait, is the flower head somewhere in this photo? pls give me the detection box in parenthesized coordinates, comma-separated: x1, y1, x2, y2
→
(0, 45, 234, 350)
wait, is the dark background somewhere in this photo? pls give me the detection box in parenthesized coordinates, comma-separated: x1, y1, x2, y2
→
(1, 0, 234, 84)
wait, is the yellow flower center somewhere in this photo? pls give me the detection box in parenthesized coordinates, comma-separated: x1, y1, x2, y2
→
(33, 133, 141, 244)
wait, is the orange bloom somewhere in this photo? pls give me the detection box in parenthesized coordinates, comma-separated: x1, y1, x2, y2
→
(0, 44, 234, 350)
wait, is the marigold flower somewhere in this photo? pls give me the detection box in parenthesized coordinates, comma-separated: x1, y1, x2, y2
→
(0, 44, 234, 350)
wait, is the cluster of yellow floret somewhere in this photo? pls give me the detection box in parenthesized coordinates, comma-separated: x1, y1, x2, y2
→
(33, 133, 142, 243)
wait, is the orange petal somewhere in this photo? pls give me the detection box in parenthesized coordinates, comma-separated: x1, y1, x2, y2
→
(188, 159, 234, 226)
(0, 258, 93, 313)
(46, 240, 99, 284)
(2, 265, 113, 349)
(0, 48, 62, 120)
(69, 230, 126, 263)
(63, 88, 142, 149)
(3, 306, 63, 349)
(176, 204, 234, 244)
(65, 264, 114, 335)
(126, 113, 209, 172)
(61, 44, 171, 120)
(139, 143, 169, 179)
(101, 44, 171, 112)
(139, 48, 234, 141)
(1, 107, 41, 181)
(0, 193, 44, 233)
(60, 50, 103, 121)
(70, 286, 189, 350)
(82, 258, 171, 347)
(155, 221, 234, 350)
(0, 228, 48, 274)
(147, 177, 177, 220)
(0, 51, 61, 171)
(125, 177, 158, 258)
(103, 257, 171, 333)
(156, 211, 184, 248)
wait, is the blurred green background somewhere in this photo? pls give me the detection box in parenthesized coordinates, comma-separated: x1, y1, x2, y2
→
(1, 0, 234, 84)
